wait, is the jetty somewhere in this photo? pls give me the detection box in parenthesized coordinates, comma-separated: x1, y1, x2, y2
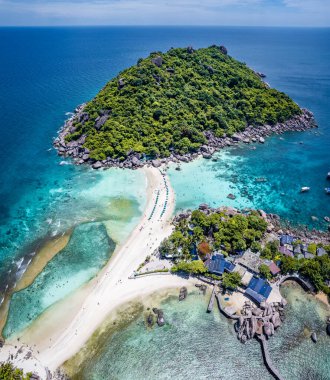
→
(258, 335, 284, 380)
(277, 273, 314, 292)
(215, 291, 285, 380)
(207, 286, 216, 313)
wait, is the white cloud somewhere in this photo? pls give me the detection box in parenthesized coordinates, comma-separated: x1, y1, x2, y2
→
(0, 0, 329, 25)
(283, 0, 330, 11)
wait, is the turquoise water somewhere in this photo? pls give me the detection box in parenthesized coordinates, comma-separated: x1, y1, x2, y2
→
(1, 27, 329, 291)
(169, 130, 330, 229)
(72, 284, 330, 380)
(0, 26, 329, 376)
(0, 166, 146, 305)
(1, 168, 146, 337)
(3, 222, 115, 338)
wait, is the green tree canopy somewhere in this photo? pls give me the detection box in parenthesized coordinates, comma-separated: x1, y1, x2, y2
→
(171, 260, 207, 275)
(222, 272, 242, 290)
(259, 264, 272, 280)
(64, 46, 301, 161)
(0, 362, 32, 380)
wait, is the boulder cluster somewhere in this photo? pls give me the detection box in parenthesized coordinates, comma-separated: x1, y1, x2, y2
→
(235, 299, 286, 344)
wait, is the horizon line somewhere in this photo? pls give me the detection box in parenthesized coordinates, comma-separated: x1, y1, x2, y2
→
(1, 24, 330, 28)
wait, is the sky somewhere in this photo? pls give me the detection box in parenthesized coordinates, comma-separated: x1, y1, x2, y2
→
(0, 0, 329, 27)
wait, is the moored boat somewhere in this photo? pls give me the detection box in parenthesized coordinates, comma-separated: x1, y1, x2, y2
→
(255, 177, 267, 183)
(325, 188, 330, 195)
(327, 172, 330, 179)
(300, 187, 310, 193)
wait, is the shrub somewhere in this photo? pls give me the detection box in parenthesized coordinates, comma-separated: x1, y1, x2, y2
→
(222, 272, 242, 290)
(259, 264, 272, 280)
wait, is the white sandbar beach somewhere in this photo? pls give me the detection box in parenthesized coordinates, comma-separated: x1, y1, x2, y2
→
(3, 166, 193, 374)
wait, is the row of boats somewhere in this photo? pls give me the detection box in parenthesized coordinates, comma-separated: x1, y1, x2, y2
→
(301, 172, 330, 194)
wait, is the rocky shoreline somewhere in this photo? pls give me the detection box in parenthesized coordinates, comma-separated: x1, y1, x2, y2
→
(54, 105, 317, 170)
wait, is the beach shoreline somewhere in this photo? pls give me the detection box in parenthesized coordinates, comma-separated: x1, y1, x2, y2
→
(2, 165, 194, 375)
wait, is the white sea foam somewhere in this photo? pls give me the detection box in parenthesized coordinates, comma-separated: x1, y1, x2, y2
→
(16, 257, 24, 270)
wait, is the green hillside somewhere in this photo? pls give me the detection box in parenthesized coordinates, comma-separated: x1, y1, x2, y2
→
(65, 46, 301, 161)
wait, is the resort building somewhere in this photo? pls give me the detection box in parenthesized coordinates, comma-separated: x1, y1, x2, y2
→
(234, 249, 262, 275)
(205, 253, 236, 276)
(263, 260, 281, 276)
(244, 276, 272, 304)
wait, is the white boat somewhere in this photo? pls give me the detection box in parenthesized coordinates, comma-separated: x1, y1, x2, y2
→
(300, 187, 310, 193)
(327, 172, 330, 179)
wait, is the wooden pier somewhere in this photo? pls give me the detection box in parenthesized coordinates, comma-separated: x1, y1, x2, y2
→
(258, 335, 284, 380)
(207, 286, 216, 313)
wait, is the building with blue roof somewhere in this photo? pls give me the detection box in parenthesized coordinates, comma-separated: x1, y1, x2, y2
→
(205, 253, 235, 276)
(244, 276, 272, 304)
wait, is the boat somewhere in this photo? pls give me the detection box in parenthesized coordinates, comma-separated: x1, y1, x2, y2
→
(327, 172, 330, 179)
(255, 177, 267, 183)
(325, 188, 330, 195)
(300, 187, 310, 193)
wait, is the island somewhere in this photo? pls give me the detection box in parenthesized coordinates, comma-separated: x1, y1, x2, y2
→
(0, 47, 327, 380)
(54, 45, 316, 169)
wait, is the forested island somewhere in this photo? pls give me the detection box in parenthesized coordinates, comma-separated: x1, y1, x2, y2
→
(54, 46, 316, 168)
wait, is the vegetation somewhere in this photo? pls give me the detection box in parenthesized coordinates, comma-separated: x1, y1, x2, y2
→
(260, 240, 280, 260)
(259, 263, 272, 280)
(0, 362, 32, 380)
(280, 254, 330, 295)
(171, 260, 207, 274)
(65, 46, 301, 161)
(222, 272, 242, 290)
(160, 206, 329, 296)
(159, 209, 268, 260)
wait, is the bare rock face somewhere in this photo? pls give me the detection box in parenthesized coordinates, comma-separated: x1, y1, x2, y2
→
(92, 161, 102, 169)
(232, 133, 242, 142)
(152, 56, 163, 67)
(219, 45, 228, 55)
(78, 112, 89, 123)
(94, 110, 111, 130)
(152, 159, 161, 168)
(131, 156, 141, 166)
(206, 65, 214, 74)
(179, 286, 188, 301)
(199, 203, 209, 210)
(311, 332, 317, 343)
(118, 78, 125, 90)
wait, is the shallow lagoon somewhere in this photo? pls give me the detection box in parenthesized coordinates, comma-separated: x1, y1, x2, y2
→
(169, 130, 330, 230)
(68, 284, 330, 380)
(1, 168, 146, 338)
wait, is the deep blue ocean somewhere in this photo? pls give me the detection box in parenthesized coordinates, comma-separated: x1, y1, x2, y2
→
(0, 26, 329, 312)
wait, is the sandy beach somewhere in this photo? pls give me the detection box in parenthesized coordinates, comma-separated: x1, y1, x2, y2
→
(3, 166, 193, 374)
